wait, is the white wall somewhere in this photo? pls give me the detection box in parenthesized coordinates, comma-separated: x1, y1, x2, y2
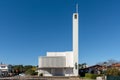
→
(46, 51, 73, 67)
(38, 69, 53, 76)
(73, 13, 79, 76)
(39, 56, 66, 67)
(47, 52, 66, 56)
(65, 51, 74, 67)
(38, 51, 75, 76)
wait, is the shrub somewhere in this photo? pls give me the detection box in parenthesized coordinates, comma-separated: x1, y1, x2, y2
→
(25, 69, 37, 75)
(39, 73, 43, 77)
(85, 73, 98, 79)
(106, 68, 120, 76)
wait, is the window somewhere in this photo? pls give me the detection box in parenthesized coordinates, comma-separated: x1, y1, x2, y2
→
(75, 63, 77, 69)
(74, 14, 77, 19)
(1, 66, 6, 68)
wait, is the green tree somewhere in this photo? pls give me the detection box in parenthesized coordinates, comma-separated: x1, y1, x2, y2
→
(24, 65, 33, 71)
(25, 69, 34, 75)
(12, 65, 24, 74)
(106, 68, 120, 76)
(25, 67, 37, 75)
(11, 65, 38, 75)
(79, 63, 87, 69)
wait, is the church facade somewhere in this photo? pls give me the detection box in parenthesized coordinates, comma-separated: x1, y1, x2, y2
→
(38, 5, 79, 76)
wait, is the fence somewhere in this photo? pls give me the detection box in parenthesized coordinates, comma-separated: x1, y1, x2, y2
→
(107, 76, 120, 80)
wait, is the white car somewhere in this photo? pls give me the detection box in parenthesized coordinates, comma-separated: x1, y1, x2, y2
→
(19, 73, 25, 76)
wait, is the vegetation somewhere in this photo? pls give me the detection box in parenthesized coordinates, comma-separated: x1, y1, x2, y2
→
(39, 73, 43, 77)
(105, 68, 120, 80)
(85, 73, 98, 79)
(106, 68, 120, 76)
(11, 65, 38, 75)
(79, 63, 87, 69)
(25, 69, 37, 75)
(79, 59, 120, 79)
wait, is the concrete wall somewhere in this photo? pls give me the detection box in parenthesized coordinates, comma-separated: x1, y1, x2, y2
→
(38, 68, 74, 76)
(73, 13, 79, 76)
(47, 52, 66, 56)
(65, 52, 74, 67)
(38, 51, 74, 76)
(46, 51, 73, 67)
(39, 56, 66, 67)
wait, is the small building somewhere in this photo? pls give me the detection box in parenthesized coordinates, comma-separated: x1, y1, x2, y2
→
(111, 63, 120, 70)
(0, 64, 12, 76)
(79, 65, 103, 77)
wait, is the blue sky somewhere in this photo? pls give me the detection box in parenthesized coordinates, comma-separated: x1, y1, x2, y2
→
(0, 0, 120, 66)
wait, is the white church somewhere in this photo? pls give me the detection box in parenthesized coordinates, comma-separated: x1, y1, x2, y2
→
(38, 5, 79, 76)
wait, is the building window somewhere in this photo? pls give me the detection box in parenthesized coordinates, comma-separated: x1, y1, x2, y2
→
(75, 15, 77, 19)
(75, 63, 77, 69)
(1, 66, 6, 68)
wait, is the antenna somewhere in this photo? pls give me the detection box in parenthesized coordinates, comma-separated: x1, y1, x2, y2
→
(76, 4, 78, 13)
